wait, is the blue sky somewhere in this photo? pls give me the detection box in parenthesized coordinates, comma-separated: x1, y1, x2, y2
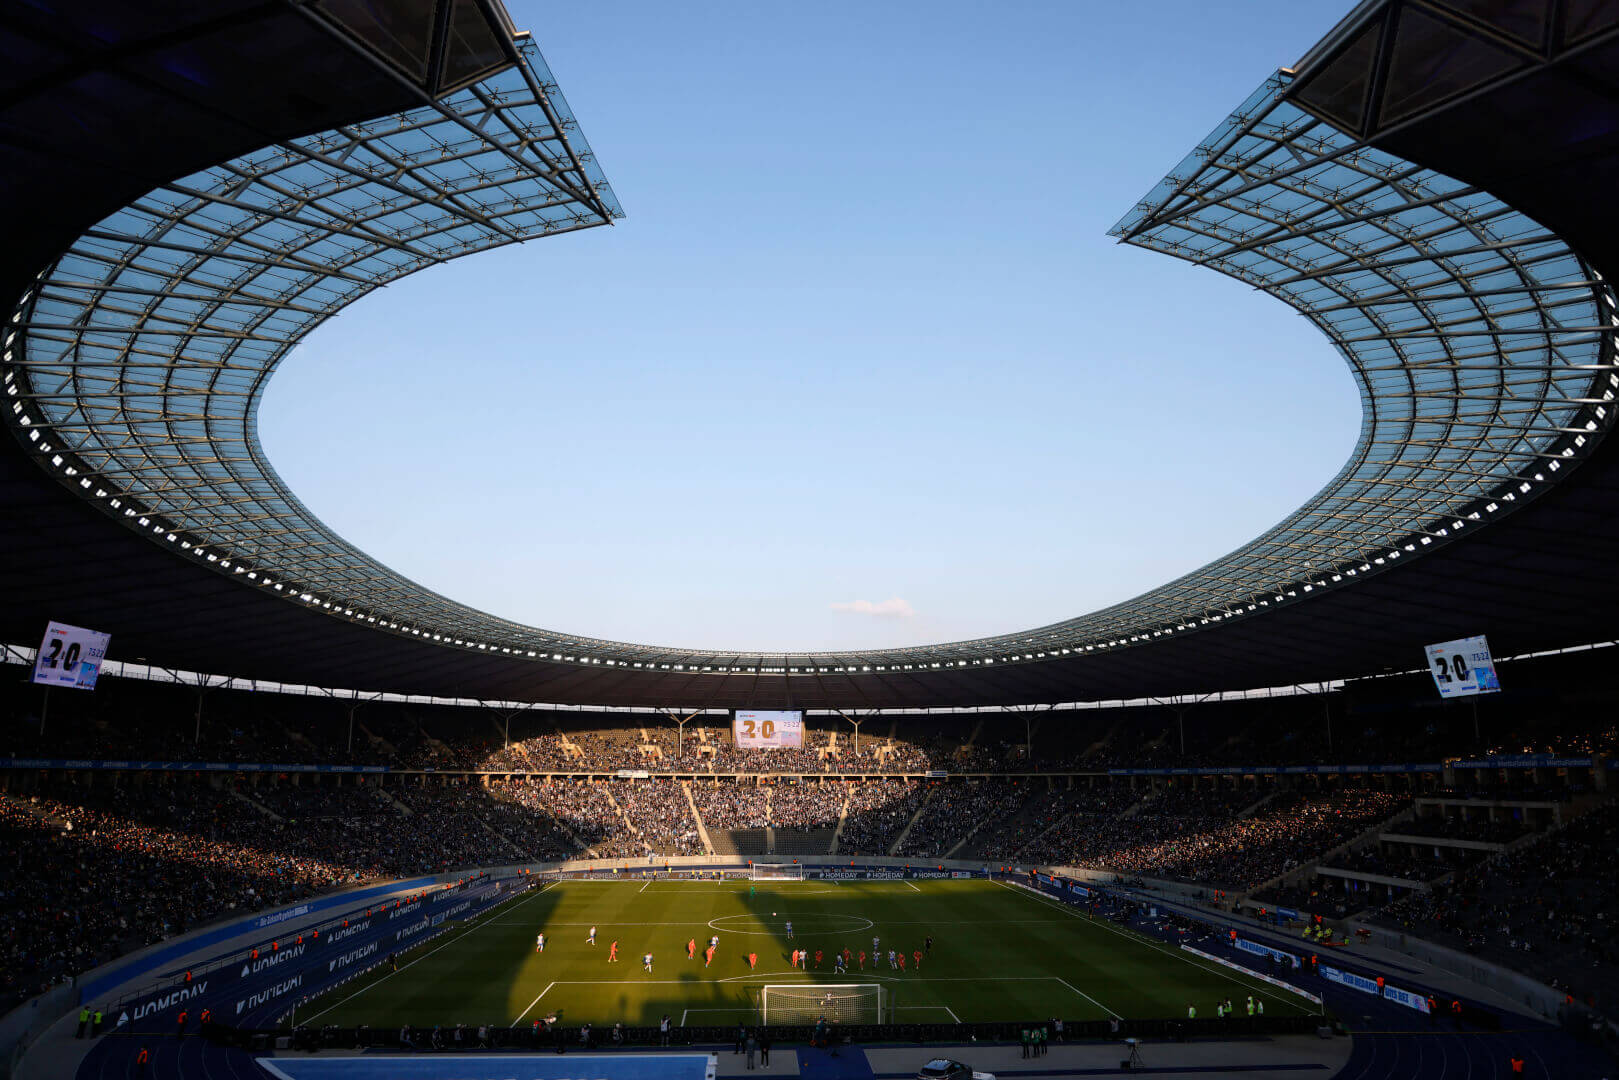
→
(259, 0, 1358, 653)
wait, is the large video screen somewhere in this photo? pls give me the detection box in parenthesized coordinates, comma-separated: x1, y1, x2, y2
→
(1424, 635, 1501, 699)
(32, 621, 112, 690)
(733, 710, 804, 749)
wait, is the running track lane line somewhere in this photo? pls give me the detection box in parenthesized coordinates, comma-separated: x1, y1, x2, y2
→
(996, 880, 1306, 1013)
(300, 882, 554, 1024)
(511, 981, 557, 1025)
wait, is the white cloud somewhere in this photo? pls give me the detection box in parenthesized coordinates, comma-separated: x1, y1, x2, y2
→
(829, 597, 915, 618)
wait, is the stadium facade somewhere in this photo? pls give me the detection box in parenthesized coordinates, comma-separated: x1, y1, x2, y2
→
(3, 0, 1617, 708)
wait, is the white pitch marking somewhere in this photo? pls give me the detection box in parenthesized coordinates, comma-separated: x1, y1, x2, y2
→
(896, 1004, 962, 1022)
(903, 880, 921, 892)
(1055, 975, 1117, 1018)
(995, 880, 1301, 1011)
(511, 981, 556, 1025)
(531, 974, 1056, 986)
(639, 877, 652, 893)
(301, 885, 549, 1024)
(486, 917, 1072, 927)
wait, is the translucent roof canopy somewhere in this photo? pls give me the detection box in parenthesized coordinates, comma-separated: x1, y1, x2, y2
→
(4, 10, 1616, 686)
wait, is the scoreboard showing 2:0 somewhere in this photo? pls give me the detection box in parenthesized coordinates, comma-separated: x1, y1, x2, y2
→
(733, 710, 804, 749)
(1424, 635, 1502, 699)
(32, 620, 112, 690)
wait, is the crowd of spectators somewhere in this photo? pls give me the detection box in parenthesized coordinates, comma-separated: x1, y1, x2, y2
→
(1374, 802, 1619, 1011)
(767, 782, 844, 829)
(1317, 843, 1482, 883)
(896, 781, 1031, 858)
(0, 724, 1605, 1024)
(495, 780, 625, 857)
(0, 787, 360, 1014)
(691, 785, 768, 830)
(616, 782, 702, 856)
(1011, 788, 1408, 890)
(837, 780, 927, 855)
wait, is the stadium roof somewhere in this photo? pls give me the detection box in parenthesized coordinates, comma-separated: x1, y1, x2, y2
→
(2, 0, 1617, 709)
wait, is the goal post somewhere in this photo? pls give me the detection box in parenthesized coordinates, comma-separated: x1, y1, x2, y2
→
(760, 983, 883, 1024)
(750, 863, 803, 881)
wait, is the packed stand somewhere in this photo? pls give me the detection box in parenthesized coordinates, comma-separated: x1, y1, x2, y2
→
(1318, 843, 1483, 883)
(895, 781, 1031, 858)
(837, 780, 927, 855)
(616, 781, 702, 855)
(1374, 801, 1619, 1012)
(767, 782, 844, 828)
(1001, 787, 1143, 865)
(1026, 787, 1407, 890)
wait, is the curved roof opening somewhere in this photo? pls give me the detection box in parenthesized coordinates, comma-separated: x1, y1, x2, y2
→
(2, 0, 1615, 707)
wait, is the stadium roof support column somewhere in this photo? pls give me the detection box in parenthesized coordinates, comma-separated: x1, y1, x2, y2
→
(1011, 704, 1051, 764)
(345, 692, 384, 755)
(490, 701, 539, 750)
(664, 710, 701, 761)
(1151, 693, 1215, 758)
(835, 710, 869, 756)
(149, 665, 214, 746)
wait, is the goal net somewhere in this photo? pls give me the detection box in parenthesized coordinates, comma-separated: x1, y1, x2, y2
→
(760, 983, 883, 1024)
(750, 863, 803, 880)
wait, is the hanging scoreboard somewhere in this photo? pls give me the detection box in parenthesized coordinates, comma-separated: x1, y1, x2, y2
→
(1424, 635, 1501, 699)
(32, 621, 112, 690)
(733, 710, 804, 749)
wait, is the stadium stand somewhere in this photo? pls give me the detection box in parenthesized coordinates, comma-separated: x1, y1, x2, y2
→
(2, 0, 1618, 1076)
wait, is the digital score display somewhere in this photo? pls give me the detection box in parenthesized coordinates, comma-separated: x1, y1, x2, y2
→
(32, 621, 112, 690)
(733, 710, 804, 749)
(1424, 635, 1501, 699)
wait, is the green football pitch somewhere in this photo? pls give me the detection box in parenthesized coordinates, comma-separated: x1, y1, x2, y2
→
(299, 878, 1320, 1028)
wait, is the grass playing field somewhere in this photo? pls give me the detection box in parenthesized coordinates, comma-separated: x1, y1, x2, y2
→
(299, 878, 1320, 1029)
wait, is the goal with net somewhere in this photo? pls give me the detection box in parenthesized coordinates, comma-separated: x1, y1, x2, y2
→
(760, 983, 884, 1024)
(750, 863, 803, 881)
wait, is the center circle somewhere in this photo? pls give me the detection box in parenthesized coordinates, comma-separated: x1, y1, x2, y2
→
(708, 913, 874, 936)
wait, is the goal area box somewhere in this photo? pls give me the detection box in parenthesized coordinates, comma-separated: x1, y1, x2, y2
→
(750, 864, 803, 881)
(759, 983, 884, 1024)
